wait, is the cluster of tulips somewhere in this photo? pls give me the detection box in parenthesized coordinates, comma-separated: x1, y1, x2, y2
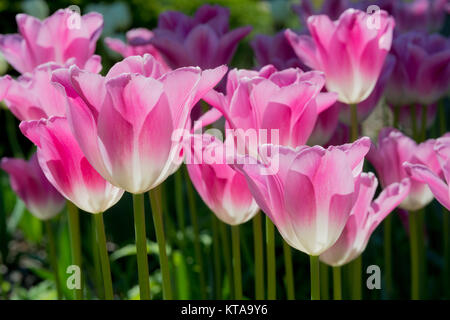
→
(0, 0, 449, 300)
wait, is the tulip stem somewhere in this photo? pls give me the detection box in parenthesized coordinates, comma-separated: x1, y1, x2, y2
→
(384, 215, 393, 298)
(266, 216, 276, 300)
(231, 225, 242, 299)
(94, 212, 114, 300)
(332, 266, 342, 300)
(45, 220, 62, 299)
(393, 105, 400, 129)
(149, 185, 173, 300)
(320, 262, 329, 300)
(132, 193, 151, 300)
(174, 170, 186, 237)
(350, 256, 362, 299)
(350, 103, 358, 142)
(409, 210, 420, 299)
(91, 215, 104, 299)
(252, 213, 264, 300)
(410, 105, 418, 141)
(67, 202, 83, 300)
(419, 105, 427, 142)
(219, 221, 234, 298)
(282, 239, 295, 300)
(184, 167, 207, 299)
(310, 255, 320, 300)
(211, 215, 222, 299)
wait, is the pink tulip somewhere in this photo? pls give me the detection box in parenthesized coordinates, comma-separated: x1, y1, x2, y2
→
(0, 9, 103, 74)
(186, 134, 259, 225)
(292, 0, 350, 26)
(0, 63, 68, 121)
(385, 32, 450, 107)
(404, 134, 450, 210)
(203, 65, 337, 149)
(104, 28, 169, 71)
(367, 128, 441, 211)
(51, 54, 227, 194)
(250, 31, 307, 71)
(1, 154, 65, 220)
(233, 137, 371, 256)
(338, 54, 395, 124)
(286, 8, 395, 104)
(20, 117, 124, 214)
(150, 4, 251, 69)
(320, 173, 410, 266)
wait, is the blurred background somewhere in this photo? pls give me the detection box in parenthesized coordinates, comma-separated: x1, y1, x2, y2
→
(0, 0, 448, 300)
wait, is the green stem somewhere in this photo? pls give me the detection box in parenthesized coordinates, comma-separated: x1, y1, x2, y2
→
(419, 105, 427, 142)
(252, 213, 264, 300)
(350, 103, 359, 142)
(67, 202, 83, 300)
(219, 221, 234, 298)
(320, 262, 329, 300)
(94, 213, 113, 300)
(410, 105, 418, 141)
(149, 185, 173, 300)
(310, 255, 320, 300)
(45, 220, 62, 299)
(350, 256, 362, 300)
(212, 215, 222, 299)
(266, 216, 276, 300)
(231, 225, 242, 299)
(409, 210, 420, 300)
(91, 215, 103, 299)
(132, 193, 151, 300)
(174, 170, 186, 237)
(393, 105, 400, 129)
(383, 215, 393, 298)
(184, 167, 207, 299)
(282, 239, 295, 300)
(332, 266, 342, 300)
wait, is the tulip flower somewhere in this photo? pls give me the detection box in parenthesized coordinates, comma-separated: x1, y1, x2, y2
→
(19, 117, 124, 214)
(338, 54, 395, 125)
(186, 133, 259, 299)
(234, 137, 370, 299)
(105, 28, 169, 70)
(286, 8, 395, 105)
(20, 116, 124, 299)
(250, 31, 307, 71)
(150, 4, 252, 69)
(1, 154, 65, 220)
(0, 9, 103, 74)
(0, 63, 68, 121)
(186, 134, 259, 226)
(320, 173, 410, 267)
(404, 134, 450, 210)
(292, 0, 350, 27)
(386, 32, 450, 107)
(51, 54, 227, 194)
(203, 65, 337, 149)
(367, 128, 441, 211)
(52, 53, 226, 300)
